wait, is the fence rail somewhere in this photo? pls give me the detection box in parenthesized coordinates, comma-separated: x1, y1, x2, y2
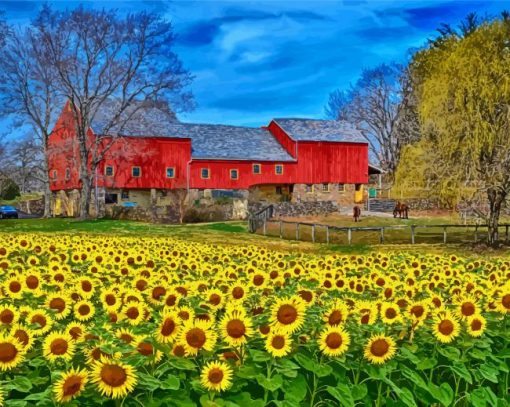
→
(253, 219, 510, 245)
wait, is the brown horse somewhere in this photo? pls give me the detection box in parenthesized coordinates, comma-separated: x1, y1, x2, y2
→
(393, 201, 409, 219)
(353, 206, 361, 222)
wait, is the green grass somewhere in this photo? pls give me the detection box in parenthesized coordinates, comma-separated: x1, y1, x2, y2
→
(0, 192, 43, 206)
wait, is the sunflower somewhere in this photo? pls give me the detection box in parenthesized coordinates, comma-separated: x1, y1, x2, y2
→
(155, 311, 180, 344)
(43, 331, 75, 362)
(220, 308, 254, 347)
(494, 289, 510, 314)
(136, 339, 163, 363)
(270, 296, 306, 334)
(91, 357, 137, 399)
(200, 361, 233, 392)
(355, 300, 378, 325)
(319, 326, 350, 357)
(179, 319, 217, 356)
(53, 368, 89, 403)
(432, 311, 461, 343)
(66, 322, 87, 343)
(74, 300, 95, 322)
(380, 302, 403, 325)
(265, 331, 292, 357)
(176, 306, 195, 322)
(116, 328, 141, 347)
(323, 300, 349, 326)
(100, 289, 122, 312)
(147, 283, 168, 306)
(0, 305, 19, 326)
(26, 310, 53, 336)
(0, 335, 26, 370)
(46, 294, 72, 320)
(9, 324, 34, 350)
(364, 334, 397, 364)
(466, 314, 486, 337)
(122, 302, 145, 326)
(455, 295, 480, 319)
(22, 270, 43, 295)
(228, 282, 249, 302)
(4, 277, 23, 299)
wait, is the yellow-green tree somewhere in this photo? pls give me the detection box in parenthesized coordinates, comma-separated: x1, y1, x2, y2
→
(411, 18, 510, 246)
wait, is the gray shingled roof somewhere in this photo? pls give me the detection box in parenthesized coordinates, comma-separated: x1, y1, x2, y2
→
(273, 118, 366, 143)
(164, 122, 295, 161)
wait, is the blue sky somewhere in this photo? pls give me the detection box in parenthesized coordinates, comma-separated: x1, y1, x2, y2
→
(0, 0, 508, 127)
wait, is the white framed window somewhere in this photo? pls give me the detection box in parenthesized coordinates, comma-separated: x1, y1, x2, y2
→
(132, 166, 141, 177)
(201, 168, 210, 179)
(275, 164, 283, 175)
(253, 164, 261, 174)
(230, 169, 239, 180)
(166, 167, 175, 178)
(105, 165, 114, 177)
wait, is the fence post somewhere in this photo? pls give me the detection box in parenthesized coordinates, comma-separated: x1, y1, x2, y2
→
(263, 219, 267, 236)
(296, 223, 299, 241)
(380, 227, 384, 244)
(411, 226, 415, 244)
(347, 228, 352, 245)
(474, 225, 478, 243)
(443, 226, 447, 244)
(326, 226, 330, 244)
(279, 221, 283, 239)
(312, 224, 315, 243)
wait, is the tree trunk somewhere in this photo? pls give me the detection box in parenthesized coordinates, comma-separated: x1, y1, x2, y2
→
(487, 188, 505, 247)
(79, 177, 92, 219)
(43, 182, 52, 218)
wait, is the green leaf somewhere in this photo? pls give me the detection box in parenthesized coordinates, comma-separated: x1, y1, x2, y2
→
(326, 383, 355, 407)
(160, 375, 180, 390)
(365, 364, 387, 380)
(256, 374, 283, 392)
(482, 387, 498, 407)
(416, 357, 437, 370)
(428, 383, 453, 406)
(479, 363, 499, 383)
(4, 401, 28, 407)
(450, 363, 472, 384)
(7, 376, 33, 393)
(227, 392, 265, 407)
(314, 363, 333, 377)
(437, 346, 460, 361)
(236, 364, 259, 379)
(293, 353, 316, 371)
(167, 357, 196, 370)
(399, 346, 421, 364)
(250, 349, 271, 362)
(137, 372, 162, 391)
(470, 348, 489, 360)
(469, 388, 488, 407)
(399, 388, 418, 407)
(276, 358, 300, 378)
(282, 373, 307, 403)
(400, 365, 427, 391)
(28, 357, 47, 367)
(351, 383, 367, 401)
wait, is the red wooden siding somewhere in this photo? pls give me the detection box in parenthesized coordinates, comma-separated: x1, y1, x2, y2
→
(266, 121, 297, 158)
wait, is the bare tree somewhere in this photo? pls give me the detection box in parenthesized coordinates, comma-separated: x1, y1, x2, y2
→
(33, 5, 193, 218)
(10, 136, 45, 193)
(326, 63, 420, 176)
(0, 23, 63, 217)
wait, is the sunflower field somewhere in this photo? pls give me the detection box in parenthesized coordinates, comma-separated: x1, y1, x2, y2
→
(0, 233, 508, 407)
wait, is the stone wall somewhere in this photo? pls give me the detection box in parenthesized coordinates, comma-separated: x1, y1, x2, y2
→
(291, 183, 356, 207)
(17, 197, 45, 215)
(105, 205, 180, 223)
(249, 201, 340, 218)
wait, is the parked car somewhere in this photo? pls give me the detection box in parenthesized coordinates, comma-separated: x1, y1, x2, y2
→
(0, 205, 18, 219)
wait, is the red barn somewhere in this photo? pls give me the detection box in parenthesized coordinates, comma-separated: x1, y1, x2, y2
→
(47, 103, 380, 217)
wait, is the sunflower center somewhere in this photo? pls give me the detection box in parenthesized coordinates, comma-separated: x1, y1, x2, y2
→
(385, 308, 397, 319)
(137, 342, 153, 356)
(461, 302, 475, 316)
(360, 314, 370, 324)
(14, 330, 29, 346)
(69, 327, 82, 340)
(126, 307, 139, 319)
(328, 310, 343, 325)
(410, 306, 424, 318)
(208, 368, 224, 384)
(438, 320, 454, 335)
(105, 295, 116, 306)
(152, 287, 166, 300)
(120, 333, 133, 343)
(63, 375, 83, 397)
(178, 311, 190, 320)
(50, 339, 68, 355)
(81, 281, 92, 292)
(277, 304, 298, 325)
(326, 332, 343, 349)
(26, 276, 39, 289)
(50, 298, 66, 313)
(232, 287, 244, 299)
(78, 305, 91, 316)
(370, 339, 389, 357)
(502, 294, 510, 309)
(32, 314, 47, 328)
(166, 295, 177, 307)
(298, 290, 313, 303)
(186, 328, 206, 348)
(226, 319, 246, 338)
(0, 309, 14, 324)
(9, 281, 21, 293)
(161, 318, 176, 336)
(471, 319, 482, 331)
(100, 364, 127, 387)
(209, 294, 221, 306)
(0, 342, 18, 362)
(173, 345, 185, 357)
(271, 335, 285, 349)
(253, 275, 264, 286)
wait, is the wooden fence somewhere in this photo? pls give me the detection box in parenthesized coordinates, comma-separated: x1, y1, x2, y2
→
(255, 220, 510, 245)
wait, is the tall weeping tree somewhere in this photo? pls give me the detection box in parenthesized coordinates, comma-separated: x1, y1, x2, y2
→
(32, 5, 193, 218)
(411, 16, 510, 246)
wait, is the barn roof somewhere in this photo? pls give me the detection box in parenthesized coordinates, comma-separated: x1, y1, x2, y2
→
(273, 118, 366, 143)
(164, 123, 295, 161)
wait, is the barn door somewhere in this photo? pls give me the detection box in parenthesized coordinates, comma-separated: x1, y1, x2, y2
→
(354, 184, 364, 203)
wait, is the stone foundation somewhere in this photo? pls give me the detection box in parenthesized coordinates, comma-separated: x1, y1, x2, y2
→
(249, 201, 340, 218)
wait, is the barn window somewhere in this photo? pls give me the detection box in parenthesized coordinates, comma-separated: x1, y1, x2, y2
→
(65, 168, 71, 180)
(355, 183, 362, 191)
(201, 168, 210, 179)
(275, 164, 283, 175)
(105, 165, 114, 177)
(322, 183, 329, 192)
(230, 169, 239, 180)
(132, 166, 141, 177)
(305, 184, 313, 193)
(275, 186, 283, 195)
(338, 183, 345, 192)
(253, 164, 261, 174)
(166, 167, 175, 178)
(121, 190, 129, 200)
(105, 193, 118, 204)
